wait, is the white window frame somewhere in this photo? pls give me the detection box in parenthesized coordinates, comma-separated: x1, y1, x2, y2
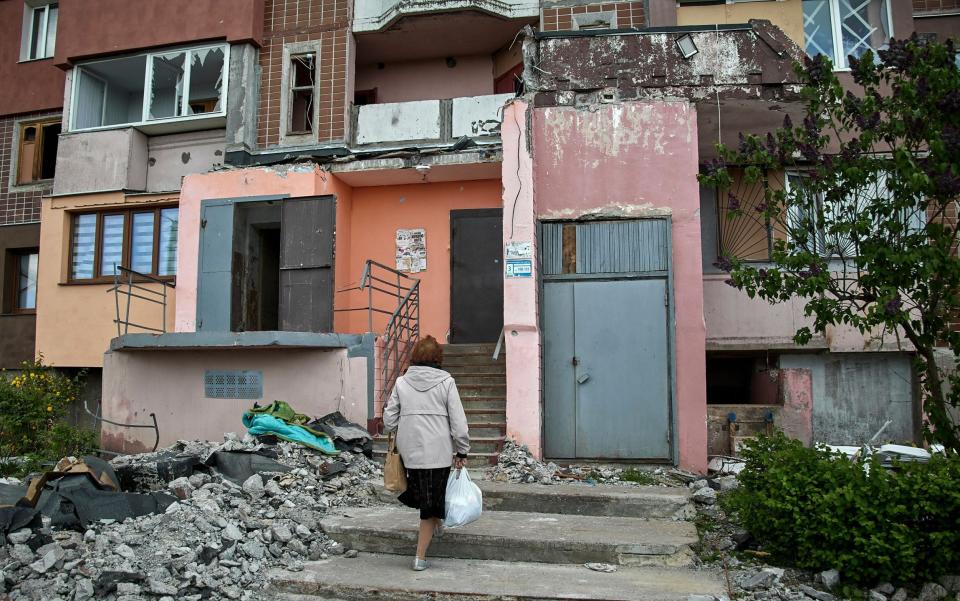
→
(280, 41, 322, 146)
(68, 43, 230, 133)
(21, 1, 57, 61)
(803, 0, 895, 70)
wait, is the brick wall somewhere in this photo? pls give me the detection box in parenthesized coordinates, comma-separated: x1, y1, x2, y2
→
(914, 0, 960, 14)
(258, 0, 350, 148)
(541, 1, 645, 32)
(0, 112, 60, 226)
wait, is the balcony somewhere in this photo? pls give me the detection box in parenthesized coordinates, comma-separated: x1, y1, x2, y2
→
(352, 93, 514, 148)
(354, 0, 538, 33)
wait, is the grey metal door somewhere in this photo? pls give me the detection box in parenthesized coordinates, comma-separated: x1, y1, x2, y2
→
(542, 219, 672, 460)
(197, 202, 235, 332)
(279, 196, 335, 332)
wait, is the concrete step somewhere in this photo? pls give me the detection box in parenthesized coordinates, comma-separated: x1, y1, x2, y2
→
(374, 436, 504, 455)
(269, 555, 725, 601)
(444, 354, 506, 366)
(372, 450, 501, 466)
(452, 374, 507, 386)
(459, 397, 505, 410)
(465, 409, 506, 424)
(320, 506, 698, 567)
(459, 384, 507, 397)
(442, 343, 501, 356)
(446, 364, 506, 376)
(478, 482, 695, 520)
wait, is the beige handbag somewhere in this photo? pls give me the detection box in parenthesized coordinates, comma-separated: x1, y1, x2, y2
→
(383, 431, 407, 493)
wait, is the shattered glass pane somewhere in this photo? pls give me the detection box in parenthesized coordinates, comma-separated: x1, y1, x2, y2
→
(289, 54, 315, 134)
(188, 47, 225, 115)
(291, 90, 314, 134)
(149, 51, 186, 120)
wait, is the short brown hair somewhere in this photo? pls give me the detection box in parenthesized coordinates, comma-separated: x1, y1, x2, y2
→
(411, 335, 443, 366)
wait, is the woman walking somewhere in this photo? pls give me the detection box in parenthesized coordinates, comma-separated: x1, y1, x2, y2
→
(383, 335, 470, 571)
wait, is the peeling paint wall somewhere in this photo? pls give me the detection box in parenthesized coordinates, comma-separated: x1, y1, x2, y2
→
(780, 353, 917, 445)
(530, 100, 707, 472)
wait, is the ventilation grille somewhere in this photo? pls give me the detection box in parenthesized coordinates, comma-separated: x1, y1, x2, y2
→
(204, 370, 263, 399)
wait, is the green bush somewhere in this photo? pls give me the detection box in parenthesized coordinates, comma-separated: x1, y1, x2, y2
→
(0, 359, 97, 477)
(727, 432, 960, 587)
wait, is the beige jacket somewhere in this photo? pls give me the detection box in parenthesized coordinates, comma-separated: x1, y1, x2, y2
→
(383, 366, 470, 469)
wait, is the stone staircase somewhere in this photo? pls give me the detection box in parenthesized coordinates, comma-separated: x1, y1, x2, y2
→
(268, 481, 725, 600)
(373, 343, 507, 465)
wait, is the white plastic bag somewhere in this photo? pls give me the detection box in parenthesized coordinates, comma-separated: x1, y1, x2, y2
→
(444, 468, 482, 528)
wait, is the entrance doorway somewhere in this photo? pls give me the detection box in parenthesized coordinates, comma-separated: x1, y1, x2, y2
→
(542, 219, 674, 460)
(450, 209, 503, 344)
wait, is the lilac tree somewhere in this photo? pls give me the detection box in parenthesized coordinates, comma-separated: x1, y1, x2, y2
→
(699, 36, 960, 450)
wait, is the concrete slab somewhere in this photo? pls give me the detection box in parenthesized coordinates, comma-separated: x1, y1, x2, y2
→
(269, 554, 726, 601)
(320, 507, 698, 566)
(477, 481, 695, 520)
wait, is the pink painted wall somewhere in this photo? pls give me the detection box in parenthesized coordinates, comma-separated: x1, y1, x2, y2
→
(342, 180, 503, 342)
(703, 275, 914, 352)
(780, 368, 813, 446)
(101, 348, 367, 453)
(501, 101, 542, 456)
(355, 55, 494, 103)
(175, 165, 353, 332)
(532, 102, 708, 473)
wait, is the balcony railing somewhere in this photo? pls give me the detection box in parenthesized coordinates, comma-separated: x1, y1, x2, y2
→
(354, 0, 538, 32)
(352, 93, 514, 148)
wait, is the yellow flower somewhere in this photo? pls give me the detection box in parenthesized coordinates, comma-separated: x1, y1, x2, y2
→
(46, 405, 53, 412)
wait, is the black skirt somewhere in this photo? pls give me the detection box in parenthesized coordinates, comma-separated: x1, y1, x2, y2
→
(397, 467, 451, 520)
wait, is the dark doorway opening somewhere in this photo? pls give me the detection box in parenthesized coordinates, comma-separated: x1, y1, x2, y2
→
(258, 228, 281, 331)
(450, 208, 503, 344)
(706, 353, 780, 405)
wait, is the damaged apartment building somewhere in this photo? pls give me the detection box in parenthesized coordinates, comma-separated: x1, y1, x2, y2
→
(0, 0, 957, 473)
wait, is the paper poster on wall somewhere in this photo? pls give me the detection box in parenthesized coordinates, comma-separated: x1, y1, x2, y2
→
(396, 228, 427, 273)
(505, 241, 532, 260)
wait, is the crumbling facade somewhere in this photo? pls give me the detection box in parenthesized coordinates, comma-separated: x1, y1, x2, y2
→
(3, 0, 958, 470)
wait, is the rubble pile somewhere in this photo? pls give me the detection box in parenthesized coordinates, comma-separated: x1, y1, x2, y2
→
(485, 440, 687, 486)
(1, 434, 383, 601)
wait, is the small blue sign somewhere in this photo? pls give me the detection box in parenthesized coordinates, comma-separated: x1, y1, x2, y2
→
(505, 259, 533, 278)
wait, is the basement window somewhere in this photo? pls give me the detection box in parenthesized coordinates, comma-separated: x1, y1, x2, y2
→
(706, 353, 780, 405)
(70, 44, 228, 131)
(289, 53, 316, 134)
(16, 119, 60, 184)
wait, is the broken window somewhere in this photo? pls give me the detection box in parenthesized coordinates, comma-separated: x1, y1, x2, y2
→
(803, 0, 892, 69)
(289, 53, 316, 134)
(71, 44, 227, 131)
(23, 2, 57, 60)
(69, 207, 179, 281)
(16, 119, 60, 184)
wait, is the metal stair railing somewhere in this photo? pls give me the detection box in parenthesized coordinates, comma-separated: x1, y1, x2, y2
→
(334, 260, 420, 411)
(108, 266, 176, 338)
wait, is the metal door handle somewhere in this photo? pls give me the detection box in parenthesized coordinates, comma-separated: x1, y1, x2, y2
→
(577, 373, 590, 384)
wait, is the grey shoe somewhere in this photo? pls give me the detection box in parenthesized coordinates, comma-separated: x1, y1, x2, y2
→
(413, 557, 428, 571)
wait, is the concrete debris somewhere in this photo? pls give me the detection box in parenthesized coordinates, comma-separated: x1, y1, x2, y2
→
(892, 588, 910, 601)
(920, 582, 949, 601)
(819, 569, 840, 589)
(741, 570, 777, 590)
(940, 576, 960, 594)
(869, 591, 888, 601)
(691, 487, 717, 505)
(708, 457, 745, 475)
(485, 440, 682, 487)
(1, 436, 383, 601)
(584, 562, 618, 573)
(800, 584, 837, 601)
